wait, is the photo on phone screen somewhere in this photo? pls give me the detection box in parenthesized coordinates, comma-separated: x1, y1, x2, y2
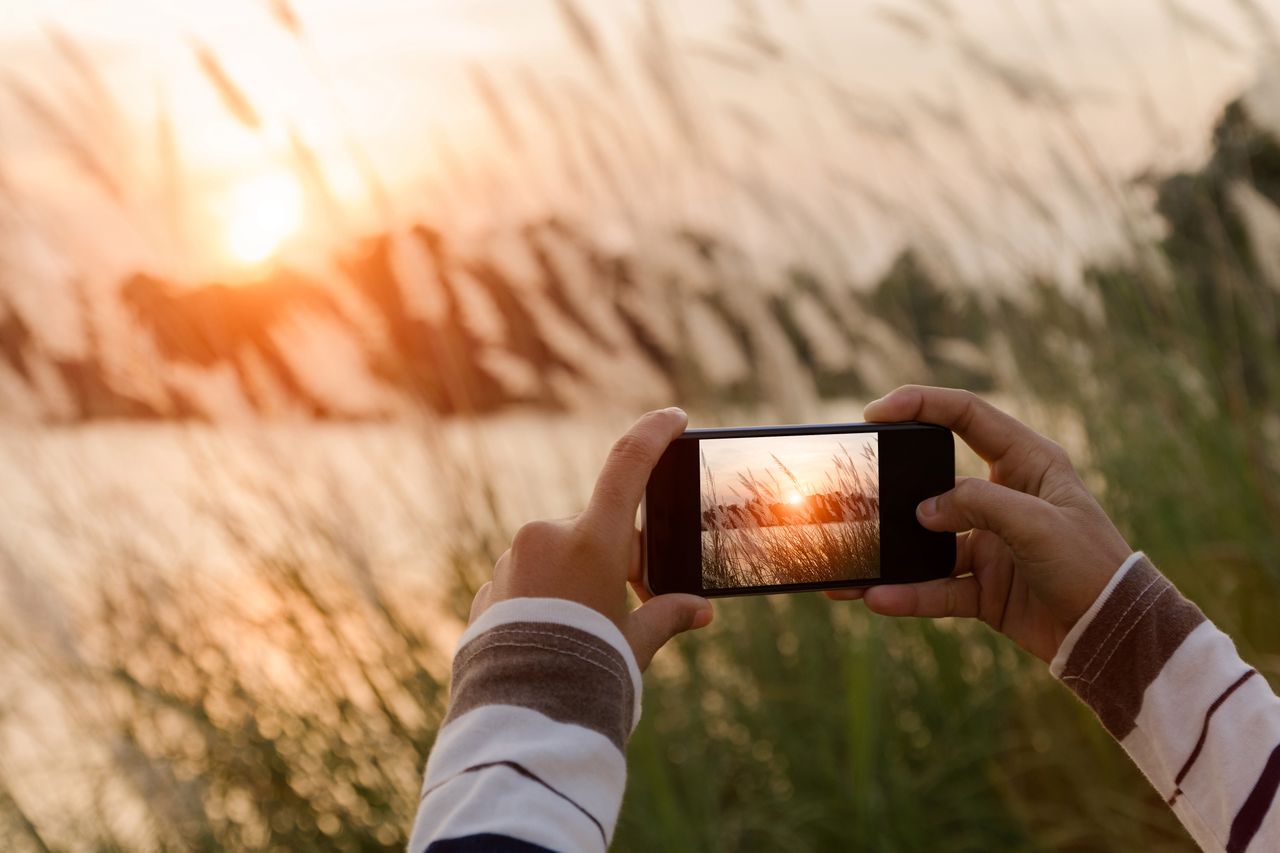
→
(645, 421, 953, 598)
(700, 433, 880, 590)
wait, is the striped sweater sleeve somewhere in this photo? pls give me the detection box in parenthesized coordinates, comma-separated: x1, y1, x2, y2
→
(409, 597, 641, 853)
(1051, 552, 1280, 853)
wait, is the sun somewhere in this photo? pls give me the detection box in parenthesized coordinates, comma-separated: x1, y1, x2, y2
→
(786, 490, 804, 505)
(223, 173, 303, 265)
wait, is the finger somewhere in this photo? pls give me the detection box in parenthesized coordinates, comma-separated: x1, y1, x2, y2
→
(492, 549, 511, 580)
(585, 408, 688, 530)
(468, 581, 494, 624)
(628, 527, 656, 601)
(628, 527, 643, 583)
(623, 593, 713, 670)
(917, 476, 1053, 544)
(864, 386, 1046, 465)
(824, 587, 866, 601)
(629, 579, 654, 603)
(863, 576, 980, 618)
(952, 529, 976, 576)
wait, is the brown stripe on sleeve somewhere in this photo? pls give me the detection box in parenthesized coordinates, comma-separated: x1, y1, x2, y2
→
(1227, 742, 1280, 853)
(1059, 556, 1206, 739)
(443, 621, 636, 750)
(1168, 669, 1258, 805)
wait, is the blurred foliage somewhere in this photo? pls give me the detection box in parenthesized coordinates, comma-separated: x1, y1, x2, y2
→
(3, 3, 1280, 851)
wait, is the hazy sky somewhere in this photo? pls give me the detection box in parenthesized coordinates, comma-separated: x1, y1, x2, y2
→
(701, 432, 878, 506)
(0, 0, 1271, 289)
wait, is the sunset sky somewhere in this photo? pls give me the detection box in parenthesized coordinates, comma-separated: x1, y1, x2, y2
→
(701, 432, 878, 507)
(0, 0, 1265, 288)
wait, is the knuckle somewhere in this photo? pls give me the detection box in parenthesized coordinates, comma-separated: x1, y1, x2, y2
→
(511, 519, 562, 554)
(951, 477, 981, 503)
(1043, 439, 1073, 469)
(610, 432, 654, 464)
(949, 478, 992, 527)
(954, 390, 983, 431)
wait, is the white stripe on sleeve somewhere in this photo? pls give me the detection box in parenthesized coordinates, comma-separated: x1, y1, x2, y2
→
(410, 760, 606, 852)
(420, 704, 626, 833)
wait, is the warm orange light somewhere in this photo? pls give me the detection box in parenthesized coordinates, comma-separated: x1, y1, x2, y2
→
(223, 173, 302, 265)
(786, 490, 804, 505)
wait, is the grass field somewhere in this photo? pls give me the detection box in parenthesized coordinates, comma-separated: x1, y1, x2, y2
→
(2, 2, 1279, 851)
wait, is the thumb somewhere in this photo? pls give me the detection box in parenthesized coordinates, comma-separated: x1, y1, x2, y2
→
(917, 476, 1052, 546)
(624, 594, 713, 671)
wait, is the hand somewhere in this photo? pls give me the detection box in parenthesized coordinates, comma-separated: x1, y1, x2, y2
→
(468, 407, 714, 670)
(827, 386, 1132, 663)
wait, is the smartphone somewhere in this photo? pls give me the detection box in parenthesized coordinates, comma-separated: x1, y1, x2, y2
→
(643, 421, 955, 597)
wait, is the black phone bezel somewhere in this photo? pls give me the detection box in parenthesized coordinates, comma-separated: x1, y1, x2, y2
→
(643, 421, 955, 598)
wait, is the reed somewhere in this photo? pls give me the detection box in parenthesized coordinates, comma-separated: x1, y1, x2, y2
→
(2, 3, 1279, 851)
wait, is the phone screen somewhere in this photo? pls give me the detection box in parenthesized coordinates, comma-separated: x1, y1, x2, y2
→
(644, 422, 953, 597)
(699, 432, 880, 590)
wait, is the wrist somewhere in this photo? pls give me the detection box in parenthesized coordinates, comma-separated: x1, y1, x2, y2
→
(1049, 551, 1144, 676)
(459, 596, 645, 730)
(1051, 555, 1207, 741)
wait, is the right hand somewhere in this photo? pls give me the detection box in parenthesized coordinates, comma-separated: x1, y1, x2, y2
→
(826, 385, 1133, 663)
(468, 407, 714, 671)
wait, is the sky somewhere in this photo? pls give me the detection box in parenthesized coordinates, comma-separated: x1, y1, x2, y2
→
(0, 0, 1272, 304)
(701, 432, 878, 507)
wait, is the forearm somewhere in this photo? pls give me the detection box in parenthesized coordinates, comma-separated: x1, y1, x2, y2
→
(1052, 553, 1280, 852)
(410, 598, 641, 852)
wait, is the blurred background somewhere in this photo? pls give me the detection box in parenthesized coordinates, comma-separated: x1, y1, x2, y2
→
(2, 0, 1279, 849)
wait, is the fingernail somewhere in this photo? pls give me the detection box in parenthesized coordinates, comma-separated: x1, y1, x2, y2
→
(664, 406, 686, 416)
(917, 496, 938, 519)
(691, 606, 713, 629)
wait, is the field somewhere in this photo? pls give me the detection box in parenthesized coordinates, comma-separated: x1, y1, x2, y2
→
(2, 2, 1280, 851)
(702, 523, 880, 589)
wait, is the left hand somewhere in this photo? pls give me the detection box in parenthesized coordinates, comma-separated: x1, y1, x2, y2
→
(825, 386, 1132, 663)
(468, 407, 714, 670)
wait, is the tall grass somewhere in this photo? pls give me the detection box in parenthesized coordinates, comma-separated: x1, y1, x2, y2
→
(2, 2, 1279, 851)
(0, 435, 473, 850)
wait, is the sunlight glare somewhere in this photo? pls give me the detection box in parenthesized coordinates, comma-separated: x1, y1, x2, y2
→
(786, 490, 803, 505)
(223, 173, 303, 265)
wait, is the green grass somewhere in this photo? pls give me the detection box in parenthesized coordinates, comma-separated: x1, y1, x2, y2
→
(619, 599, 1032, 852)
